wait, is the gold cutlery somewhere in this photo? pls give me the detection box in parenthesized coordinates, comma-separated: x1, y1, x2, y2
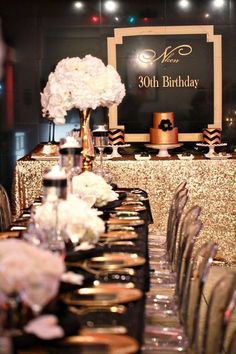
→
(122, 201, 144, 206)
(114, 205, 146, 212)
(106, 241, 135, 246)
(100, 230, 138, 240)
(109, 211, 139, 217)
(66, 253, 145, 275)
(93, 281, 135, 288)
(80, 326, 128, 334)
(68, 304, 127, 316)
(65, 261, 136, 276)
(99, 239, 136, 246)
(106, 218, 144, 226)
(107, 225, 135, 231)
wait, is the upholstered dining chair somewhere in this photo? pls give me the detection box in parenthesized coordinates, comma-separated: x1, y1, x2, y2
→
(0, 184, 12, 231)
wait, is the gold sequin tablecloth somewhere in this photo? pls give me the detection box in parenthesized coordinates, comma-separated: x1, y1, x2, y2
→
(12, 156, 236, 263)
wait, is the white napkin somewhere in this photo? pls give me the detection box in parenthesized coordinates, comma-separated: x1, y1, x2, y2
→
(74, 242, 95, 251)
(61, 271, 84, 285)
(24, 315, 64, 340)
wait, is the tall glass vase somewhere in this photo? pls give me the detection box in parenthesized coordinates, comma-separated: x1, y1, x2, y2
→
(79, 108, 95, 171)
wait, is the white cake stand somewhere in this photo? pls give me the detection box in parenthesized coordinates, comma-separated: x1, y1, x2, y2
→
(145, 143, 182, 157)
(109, 144, 131, 158)
(196, 143, 227, 155)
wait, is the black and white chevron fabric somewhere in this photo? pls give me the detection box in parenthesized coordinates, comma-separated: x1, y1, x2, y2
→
(108, 129, 125, 145)
(202, 129, 221, 145)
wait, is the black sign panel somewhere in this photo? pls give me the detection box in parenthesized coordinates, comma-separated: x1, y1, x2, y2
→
(116, 34, 214, 135)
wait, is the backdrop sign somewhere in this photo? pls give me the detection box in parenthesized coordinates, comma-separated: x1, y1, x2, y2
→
(107, 26, 222, 142)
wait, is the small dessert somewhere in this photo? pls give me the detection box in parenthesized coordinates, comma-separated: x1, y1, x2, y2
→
(140, 152, 149, 157)
(218, 152, 227, 156)
(182, 152, 191, 157)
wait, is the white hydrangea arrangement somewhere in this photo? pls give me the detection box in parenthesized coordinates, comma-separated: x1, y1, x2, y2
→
(0, 239, 64, 306)
(72, 171, 118, 207)
(33, 194, 105, 245)
(41, 55, 126, 124)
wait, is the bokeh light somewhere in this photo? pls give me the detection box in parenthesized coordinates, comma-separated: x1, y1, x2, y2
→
(128, 16, 136, 24)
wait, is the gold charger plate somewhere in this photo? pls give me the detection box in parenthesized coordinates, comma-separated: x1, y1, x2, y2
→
(106, 218, 144, 226)
(61, 283, 143, 307)
(114, 205, 146, 212)
(100, 231, 138, 241)
(60, 332, 139, 354)
(0, 231, 21, 239)
(31, 154, 59, 161)
(86, 252, 146, 270)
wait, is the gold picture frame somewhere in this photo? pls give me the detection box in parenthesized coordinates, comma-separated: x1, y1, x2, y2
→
(107, 25, 222, 142)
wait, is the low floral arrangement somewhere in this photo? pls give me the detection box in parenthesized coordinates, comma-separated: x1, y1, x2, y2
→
(0, 239, 64, 307)
(72, 171, 118, 207)
(41, 55, 126, 124)
(33, 194, 105, 246)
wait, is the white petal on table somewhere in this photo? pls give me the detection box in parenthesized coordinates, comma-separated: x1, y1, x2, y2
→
(24, 315, 64, 339)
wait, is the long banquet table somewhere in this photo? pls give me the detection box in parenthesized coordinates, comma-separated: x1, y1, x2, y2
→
(7, 187, 152, 354)
(12, 148, 236, 264)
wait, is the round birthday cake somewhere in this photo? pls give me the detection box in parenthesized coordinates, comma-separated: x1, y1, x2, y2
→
(150, 112, 178, 144)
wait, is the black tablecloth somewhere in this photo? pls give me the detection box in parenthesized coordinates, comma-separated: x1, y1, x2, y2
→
(13, 188, 152, 353)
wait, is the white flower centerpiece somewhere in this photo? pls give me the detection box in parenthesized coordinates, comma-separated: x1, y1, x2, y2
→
(33, 194, 105, 246)
(41, 55, 126, 171)
(0, 239, 64, 314)
(72, 171, 118, 208)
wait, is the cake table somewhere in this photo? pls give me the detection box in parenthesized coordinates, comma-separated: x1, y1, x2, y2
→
(145, 143, 182, 157)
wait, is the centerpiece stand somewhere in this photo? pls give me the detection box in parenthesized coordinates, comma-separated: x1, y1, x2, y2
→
(145, 143, 182, 157)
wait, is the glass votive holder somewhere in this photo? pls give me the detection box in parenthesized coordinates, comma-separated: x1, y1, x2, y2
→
(43, 166, 67, 201)
(59, 147, 82, 171)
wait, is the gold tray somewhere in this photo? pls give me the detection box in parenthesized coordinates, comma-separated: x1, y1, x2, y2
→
(100, 231, 138, 240)
(60, 333, 139, 354)
(61, 284, 143, 306)
(86, 253, 145, 270)
(106, 218, 144, 226)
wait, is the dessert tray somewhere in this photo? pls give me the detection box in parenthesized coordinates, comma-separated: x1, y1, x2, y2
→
(204, 153, 232, 160)
(177, 154, 194, 160)
(134, 154, 151, 161)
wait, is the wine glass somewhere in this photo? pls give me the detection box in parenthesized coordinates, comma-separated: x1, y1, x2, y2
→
(92, 124, 109, 177)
